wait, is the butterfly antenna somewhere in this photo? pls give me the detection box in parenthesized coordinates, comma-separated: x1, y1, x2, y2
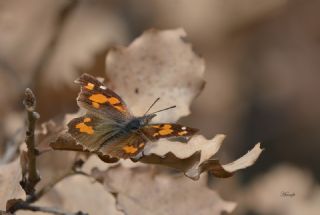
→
(143, 97, 160, 116)
(150, 105, 176, 114)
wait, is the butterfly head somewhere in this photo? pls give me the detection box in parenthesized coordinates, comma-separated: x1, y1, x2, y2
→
(125, 97, 177, 132)
(140, 113, 157, 126)
(126, 114, 156, 131)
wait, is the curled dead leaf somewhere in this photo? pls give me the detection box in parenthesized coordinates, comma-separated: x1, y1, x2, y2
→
(137, 135, 263, 180)
(0, 158, 25, 211)
(102, 165, 236, 215)
(52, 175, 122, 215)
(106, 28, 205, 122)
(103, 28, 263, 178)
(16, 175, 122, 215)
(50, 28, 262, 180)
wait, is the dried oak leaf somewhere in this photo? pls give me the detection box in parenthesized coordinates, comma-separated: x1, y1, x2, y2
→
(139, 135, 262, 180)
(16, 175, 122, 215)
(51, 29, 262, 178)
(50, 175, 122, 215)
(104, 28, 263, 179)
(106, 28, 205, 122)
(0, 158, 25, 211)
(103, 165, 236, 215)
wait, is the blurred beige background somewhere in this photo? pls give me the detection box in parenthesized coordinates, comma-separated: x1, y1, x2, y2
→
(1, 0, 320, 214)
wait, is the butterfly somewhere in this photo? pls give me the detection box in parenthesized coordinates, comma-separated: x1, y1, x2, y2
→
(67, 73, 199, 159)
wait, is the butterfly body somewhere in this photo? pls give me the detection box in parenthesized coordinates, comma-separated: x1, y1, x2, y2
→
(123, 114, 156, 132)
(68, 74, 198, 159)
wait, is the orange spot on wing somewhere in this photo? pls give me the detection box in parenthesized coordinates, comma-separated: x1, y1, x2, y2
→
(85, 83, 95, 90)
(89, 94, 108, 104)
(178, 131, 188, 136)
(162, 124, 172, 129)
(159, 129, 173, 135)
(76, 122, 94, 135)
(92, 102, 100, 109)
(122, 146, 138, 154)
(114, 105, 125, 112)
(157, 124, 173, 135)
(139, 143, 145, 148)
(84, 117, 91, 122)
(151, 124, 174, 137)
(89, 94, 125, 112)
(108, 97, 120, 105)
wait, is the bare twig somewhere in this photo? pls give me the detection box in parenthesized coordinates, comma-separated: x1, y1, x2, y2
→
(27, 155, 90, 202)
(10, 146, 91, 214)
(20, 88, 41, 195)
(9, 202, 88, 215)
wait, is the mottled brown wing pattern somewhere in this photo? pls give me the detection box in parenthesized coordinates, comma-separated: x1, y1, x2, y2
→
(75, 73, 131, 120)
(67, 114, 120, 151)
(99, 132, 147, 159)
(142, 123, 199, 141)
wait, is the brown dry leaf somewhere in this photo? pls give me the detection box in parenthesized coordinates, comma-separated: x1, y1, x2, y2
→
(104, 28, 262, 178)
(53, 28, 261, 179)
(140, 135, 262, 180)
(106, 28, 205, 122)
(103, 165, 236, 215)
(0, 158, 25, 211)
(52, 175, 122, 215)
(17, 175, 122, 215)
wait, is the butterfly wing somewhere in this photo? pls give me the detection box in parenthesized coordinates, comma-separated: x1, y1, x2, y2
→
(75, 73, 132, 122)
(99, 132, 147, 159)
(67, 114, 121, 151)
(142, 123, 198, 141)
(69, 74, 140, 155)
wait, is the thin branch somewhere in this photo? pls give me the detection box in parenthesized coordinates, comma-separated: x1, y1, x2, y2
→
(9, 202, 88, 215)
(21, 88, 41, 195)
(10, 153, 91, 214)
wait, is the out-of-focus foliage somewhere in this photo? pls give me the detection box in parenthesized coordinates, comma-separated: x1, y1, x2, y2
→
(0, 158, 25, 209)
(0, 0, 319, 214)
